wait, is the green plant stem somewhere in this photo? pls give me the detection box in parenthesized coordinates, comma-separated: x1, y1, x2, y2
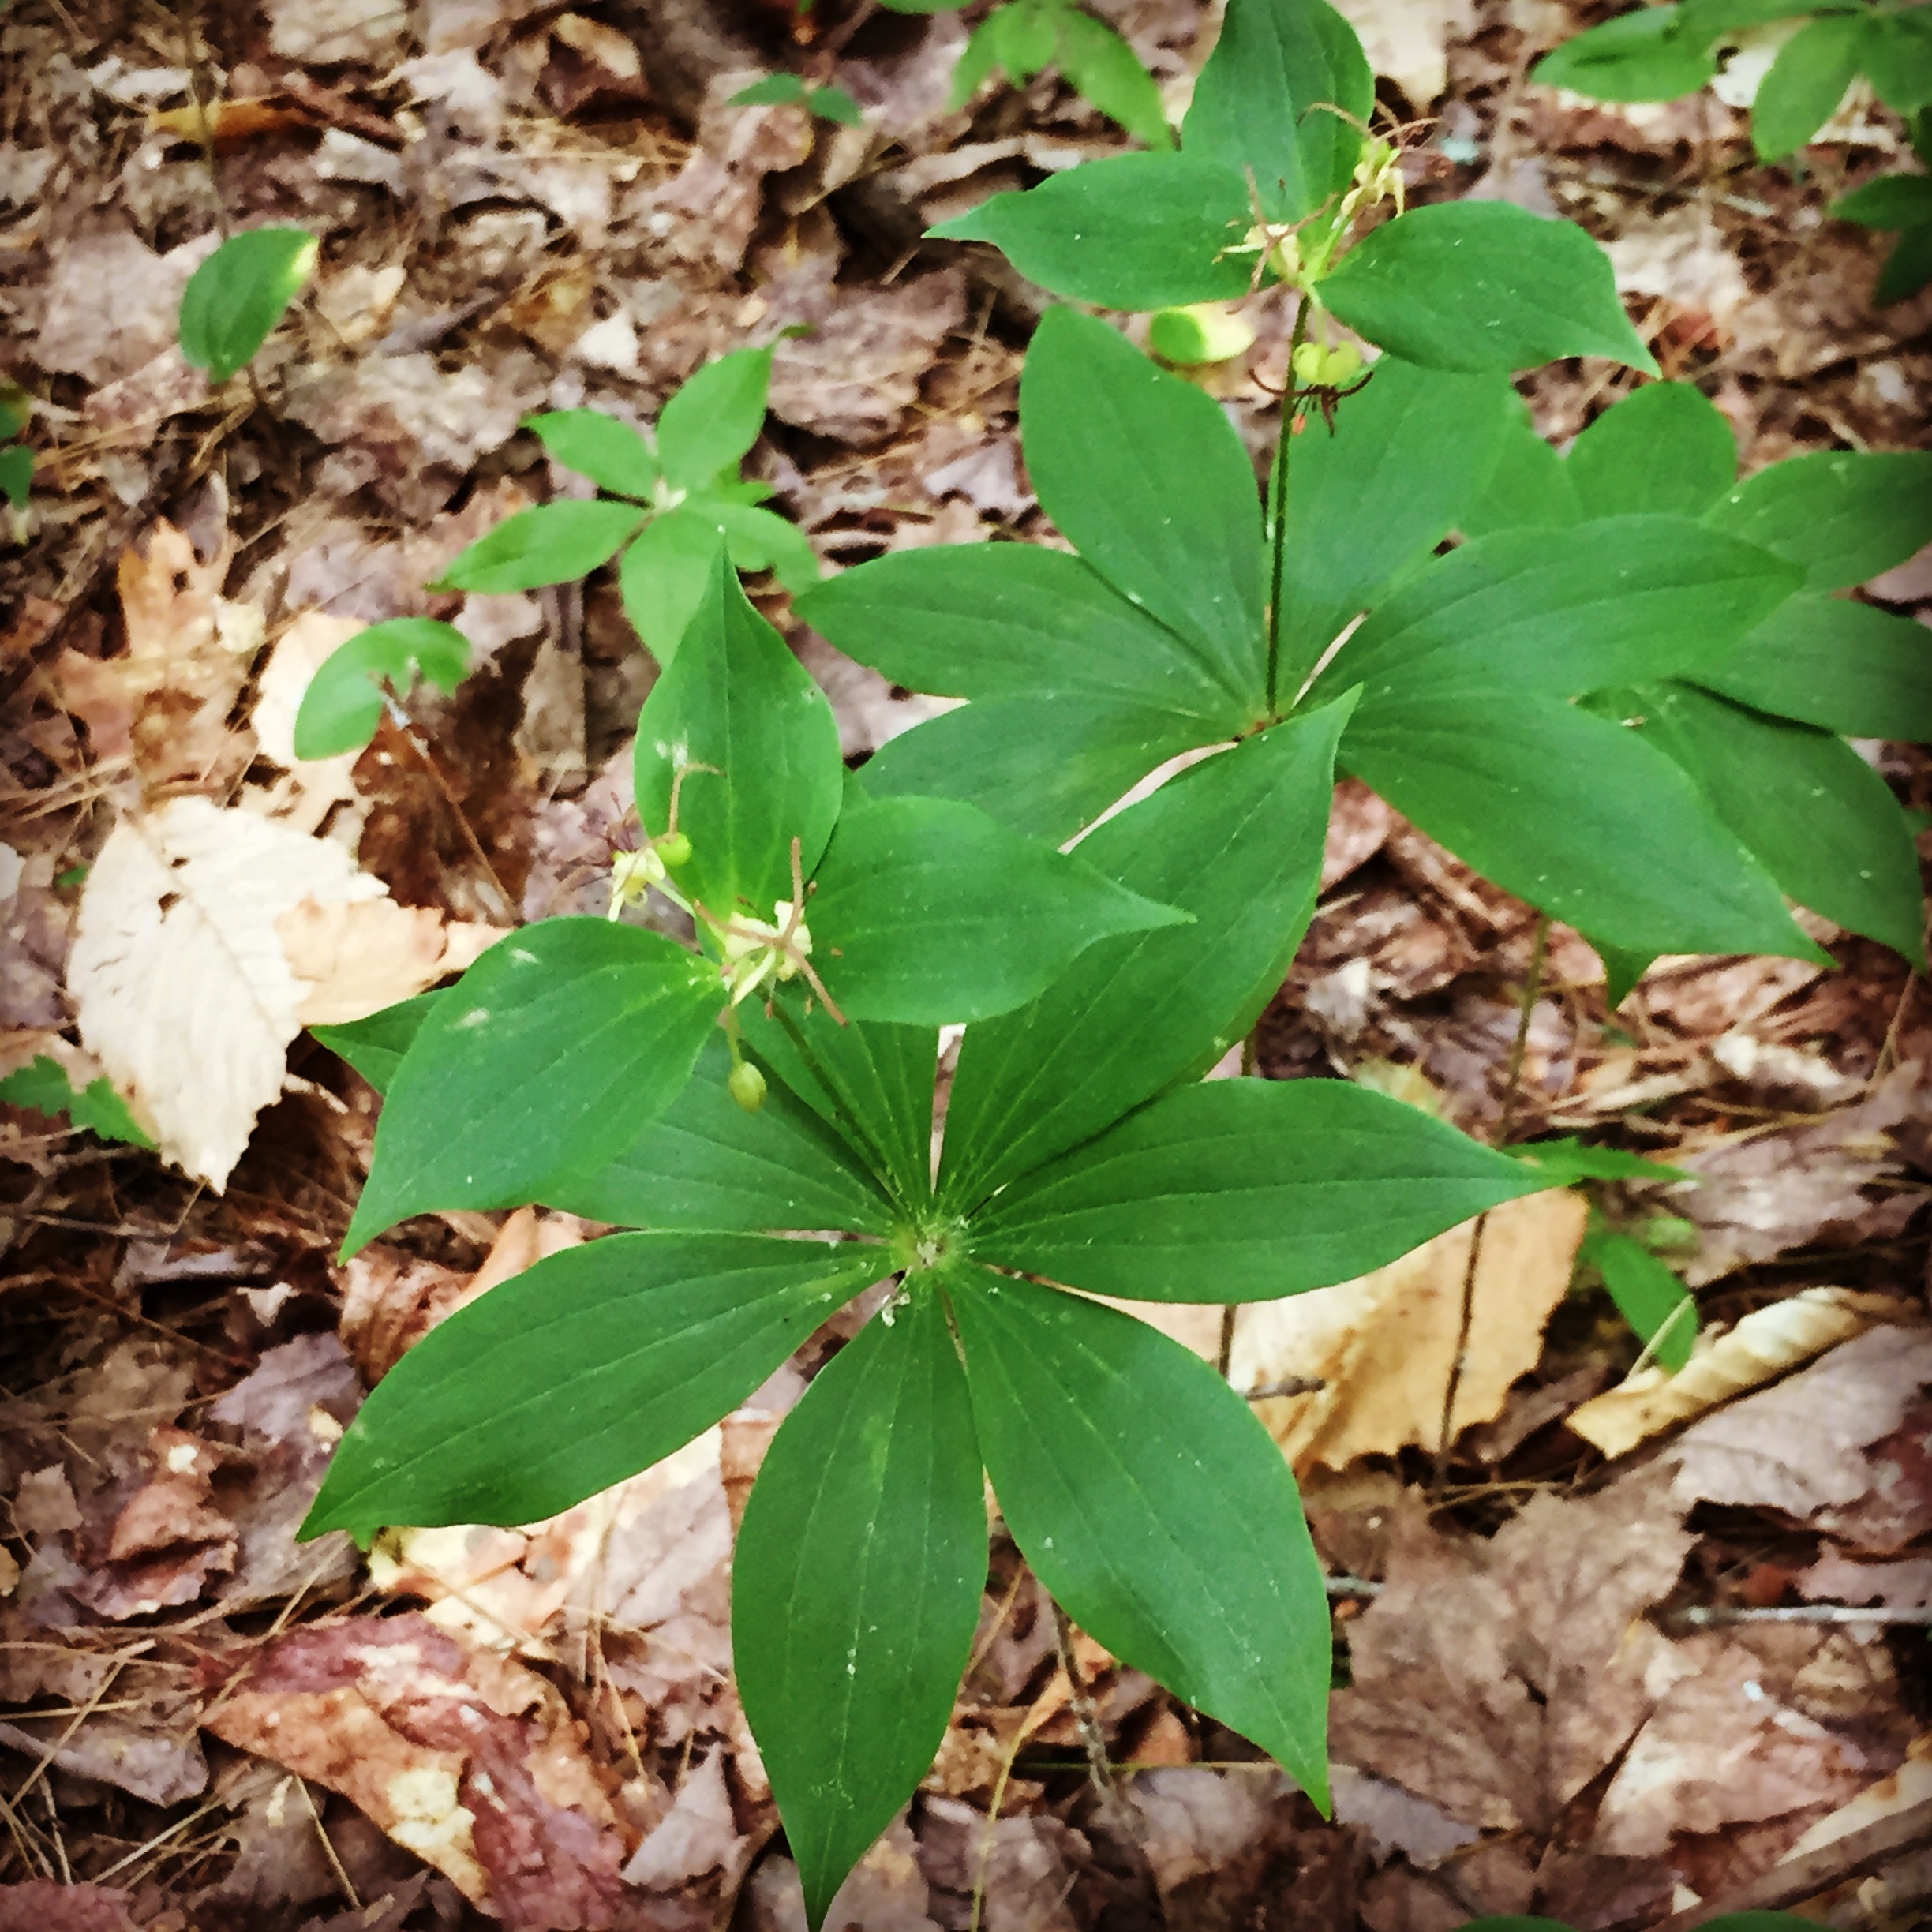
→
(1263, 298, 1313, 718)
(1429, 912, 1552, 1494)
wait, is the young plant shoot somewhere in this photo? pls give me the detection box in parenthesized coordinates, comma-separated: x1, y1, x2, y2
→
(301, 0, 1932, 1918)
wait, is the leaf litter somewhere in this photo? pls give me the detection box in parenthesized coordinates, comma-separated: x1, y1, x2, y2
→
(2, 0, 1930, 1925)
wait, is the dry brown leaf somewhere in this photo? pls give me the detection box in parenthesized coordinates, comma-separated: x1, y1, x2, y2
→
(1331, 0, 1471, 106)
(1780, 1729, 1932, 1860)
(1223, 1189, 1588, 1473)
(279, 896, 502, 1024)
(1567, 1290, 1915, 1459)
(204, 1613, 628, 1927)
(37, 219, 216, 388)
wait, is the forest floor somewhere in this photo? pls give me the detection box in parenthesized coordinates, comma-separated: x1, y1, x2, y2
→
(4, 0, 1932, 1927)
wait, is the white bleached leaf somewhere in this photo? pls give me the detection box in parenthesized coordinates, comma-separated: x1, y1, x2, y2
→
(68, 796, 385, 1187)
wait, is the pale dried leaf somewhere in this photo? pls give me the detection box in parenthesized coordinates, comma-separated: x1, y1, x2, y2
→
(1331, 0, 1471, 106)
(1224, 1189, 1588, 1473)
(1781, 1729, 1932, 1859)
(246, 609, 366, 835)
(68, 796, 385, 1185)
(1567, 1290, 1914, 1459)
(280, 896, 502, 1025)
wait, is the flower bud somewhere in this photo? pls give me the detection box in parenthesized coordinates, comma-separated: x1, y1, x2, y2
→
(728, 1059, 767, 1113)
(657, 829, 692, 868)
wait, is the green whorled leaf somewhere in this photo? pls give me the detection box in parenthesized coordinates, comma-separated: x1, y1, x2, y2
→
(1529, 6, 1717, 102)
(857, 695, 1215, 844)
(0, 1055, 155, 1149)
(0, 444, 31, 508)
(545, 1036, 896, 1234)
(178, 226, 317, 382)
(633, 549, 844, 925)
(1593, 938, 1656, 1006)
(1273, 358, 1515, 694)
(1693, 593, 1932, 742)
(1753, 16, 1870, 161)
(1054, 7, 1175, 148)
(1339, 695, 1824, 959)
(942, 698, 1350, 1210)
(732, 72, 813, 106)
(1315, 516, 1802, 709)
(522, 408, 661, 499)
(292, 618, 470, 760)
(1623, 680, 1927, 964)
(620, 508, 725, 663)
(1022, 308, 1267, 707)
(1459, 399, 1580, 537)
(1506, 1137, 1687, 1186)
(972, 1078, 1546, 1301)
(1834, 173, 1932, 230)
(1869, 13, 1932, 117)
(1567, 382, 1737, 519)
(655, 346, 773, 491)
(1181, 0, 1372, 220)
(435, 500, 645, 594)
(947, 1267, 1331, 1803)
(1878, 222, 1932, 305)
(682, 496, 821, 592)
(928, 153, 1256, 311)
(342, 921, 721, 1255)
(1583, 1224, 1697, 1372)
(736, 1005, 939, 1211)
(1705, 448, 1932, 590)
(736, 1294, 985, 1930)
(806, 796, 1190, 1027)
(798, 541, 1245, 725)
(1676, 0, 1841, 36)
(1321, 204, 1660, 375)
(311, 990, 444, 1094)
(303, 1233, 882, 1540)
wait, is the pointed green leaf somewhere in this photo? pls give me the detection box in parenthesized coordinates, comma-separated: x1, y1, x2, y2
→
(523, 408, 661, 499)
(858, 696, 1215, 844)
(1341, 695, 1825, 958)
(657, 346, 773, 491)
(798, 541, 1244, 724)
(736, 1294, 985, 1930)
(1868, 13, 1932, 116)
(683, 497, 821, 591)
(1054, 8, 1174, 148)
(304, 1233, 882, 1540)
(1530, 7, 1716, 102)
(1833, 174, 1932, 230)
(1583, 1225, 1697, 1371)
(1318, 516, 1802, 708)
(736, 1008, 939, 1211)
(312, 990, 444, 1093)
(974, 1078, 1546, 1300)
(1694, 593, 1932, 742)
(806, 796, 1189, 1026)
(1593, 939, 1655, 1006)
(731, 73, 812, 106)
(546, 1036, 897, 1234)
(178, 226, 316, 381)
(928, 154, 1256, 311)
(1628, 680, 1927, 964)
(1705, 448, 1932, 590)
(1321, 204, 1660, 374)
(634, 550, 843, 924)
(942, 699, 1350, 1209)
(1877, 221, 1932, 305)
(1023, 308, 1267, 706)
(436, 500, 645, 593)
(1182, 0, 1371, 220)
(1753, 16, 1869, 161)
(343, 920, 720, 1255)
(1459, 399, 1580, 537)
(1567, 382, 1737, 519)
(1274, 358, 1515, 692)
(948, 1268, 1331, 1803)
(0, 1055, 154, 1148)
(620, 507, 726, 663)
(293, 618, 470, 760)
(0, 444, 32, 507)
(1507, 1138, 1687, 1185)
(807, 84, 866, 125)
(1677, 0, 1833, 35)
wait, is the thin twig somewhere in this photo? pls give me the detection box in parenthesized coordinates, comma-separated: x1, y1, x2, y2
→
(298, 1775, 361, 1909)
(1050, 1604, 1113, 1799)
(1665, 1603, 1930, 1627)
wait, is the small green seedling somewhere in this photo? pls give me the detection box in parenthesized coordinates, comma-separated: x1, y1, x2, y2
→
(178, 226, 318, 383)
(0, 380, 31, 510)
(1535, 2, 1932, 299)
(293, 618, 471, 761)
(0, 1057, 154, 1148)
(897, 0, 1175, 149)
(730, 73, 866, 125)
(432, 346, 818, 664)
